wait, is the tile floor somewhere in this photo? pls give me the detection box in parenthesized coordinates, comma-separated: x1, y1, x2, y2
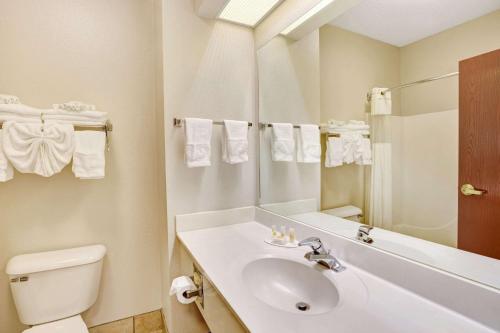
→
(88, 310, 166, 333)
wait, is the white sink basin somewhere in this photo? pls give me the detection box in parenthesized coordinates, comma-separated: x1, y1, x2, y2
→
(242, 257, 339, 315)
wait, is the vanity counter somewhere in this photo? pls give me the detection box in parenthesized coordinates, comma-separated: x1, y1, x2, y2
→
(177, 221, 495, 333)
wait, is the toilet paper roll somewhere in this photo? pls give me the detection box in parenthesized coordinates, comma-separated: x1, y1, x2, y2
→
(169, 276, 197, 304)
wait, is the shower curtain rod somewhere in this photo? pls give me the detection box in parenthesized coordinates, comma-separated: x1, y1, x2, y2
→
(367, 71, 459, 100)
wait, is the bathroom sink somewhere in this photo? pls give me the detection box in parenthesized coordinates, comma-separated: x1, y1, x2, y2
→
(242, 257, 339, 314)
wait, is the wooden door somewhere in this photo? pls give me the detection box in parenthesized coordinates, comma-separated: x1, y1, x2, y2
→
(458, 49, 500, 259)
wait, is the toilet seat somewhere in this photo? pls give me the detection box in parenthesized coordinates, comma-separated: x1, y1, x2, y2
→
(23, 315, 88, 333)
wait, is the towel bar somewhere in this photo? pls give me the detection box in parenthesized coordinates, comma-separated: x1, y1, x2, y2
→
(173, 117, 252, 128)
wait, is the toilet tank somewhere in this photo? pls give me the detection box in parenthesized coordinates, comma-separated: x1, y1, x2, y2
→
(6, 245, 106, 326)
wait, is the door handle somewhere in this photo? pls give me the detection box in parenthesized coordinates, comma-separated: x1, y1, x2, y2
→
(461, 184, 486, 196)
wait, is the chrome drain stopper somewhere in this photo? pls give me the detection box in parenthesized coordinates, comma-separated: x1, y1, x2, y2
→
(296, 302, 310, 311)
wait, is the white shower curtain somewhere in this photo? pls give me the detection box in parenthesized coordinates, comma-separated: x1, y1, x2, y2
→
(368, 88, 393, 229)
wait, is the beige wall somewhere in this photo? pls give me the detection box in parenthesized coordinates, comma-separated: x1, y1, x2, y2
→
(319, 25, 400, 212)
(0, 1, 165, 332)
(163, 1, 257, 332)
(400, 10, 500, 116)
(258, 32, 321, 208)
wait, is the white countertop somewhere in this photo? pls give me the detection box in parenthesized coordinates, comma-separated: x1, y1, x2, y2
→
(178, 221, 495, 333)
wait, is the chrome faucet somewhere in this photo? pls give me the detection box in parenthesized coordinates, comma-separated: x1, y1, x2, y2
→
(298, 237, 346, 272)
(357, 225, 374, 243)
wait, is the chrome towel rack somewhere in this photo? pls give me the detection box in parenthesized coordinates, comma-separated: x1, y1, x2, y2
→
(173, 117, 252, 128)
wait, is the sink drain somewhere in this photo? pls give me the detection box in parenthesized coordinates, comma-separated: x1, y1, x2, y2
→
(295, 302, 310, 312)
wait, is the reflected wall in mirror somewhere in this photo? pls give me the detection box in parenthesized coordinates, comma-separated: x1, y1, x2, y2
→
(257, 0, 500, 289)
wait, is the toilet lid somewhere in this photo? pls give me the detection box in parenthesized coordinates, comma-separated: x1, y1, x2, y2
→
(23, 315, 88, 333)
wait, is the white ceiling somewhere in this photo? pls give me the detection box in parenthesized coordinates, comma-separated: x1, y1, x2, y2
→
(329, 0, 500, 47)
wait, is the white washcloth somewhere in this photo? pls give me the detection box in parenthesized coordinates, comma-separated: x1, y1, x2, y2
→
(271, 123, 294, 162)
(325, 137, 343, 168)
(222, 120, 248, 164)
(2, 121, 74, 177)
(297, 124, 320, 163)
(184, 118, 212, 168)
(53, 101, 96, 112)
(72, 131, 106, 179)
(0, 129, 14, 182)
(356, 138, 372, 165)
(371, 88, 392, 115)
(0, 95, 20, 104)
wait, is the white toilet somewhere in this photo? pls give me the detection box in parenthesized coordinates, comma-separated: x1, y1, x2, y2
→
(6, 245, 107, 333)
(322, 205, 363, 222)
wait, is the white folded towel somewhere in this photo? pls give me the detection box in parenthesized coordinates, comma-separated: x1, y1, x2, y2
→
(271, 123, 294, 162)
(53, 101, 96, 112)
(184, 118, 212, 168)
(356, 138, 372, 165)
(325, 137, 343, 168)
(2, 121, 74, 177)
(0, 95, 20, 104)
(72, 131, 106, 179)
(222, 120, 248, 164)
(0, 129, 14, 182)
(297, 124, 320, 163)
(371, 88, 392, 115)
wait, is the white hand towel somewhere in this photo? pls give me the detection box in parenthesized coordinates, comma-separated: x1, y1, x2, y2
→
(184, 118, 212, 168)
(222, 120, 248, 164)
(72, 131, 106, 179)
(3, 122, 74, 177)
(356, 138, 372, 165)
(325, 137, 343, 168)
(0, 129, 14, 182)
(0, 94, 20, 104)
(297, 124, 320, 163)
(342, 132, 363, 164)
(271, 123, 294, 162)
(371, 88, 392, 115)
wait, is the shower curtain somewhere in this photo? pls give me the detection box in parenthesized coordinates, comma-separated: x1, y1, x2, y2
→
(368, 88, 393, 230)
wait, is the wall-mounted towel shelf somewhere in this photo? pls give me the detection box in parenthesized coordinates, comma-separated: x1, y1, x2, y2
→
(259, 122, 370, 138)
(0, 120, 113, 133)
(173, 117, 252, 128)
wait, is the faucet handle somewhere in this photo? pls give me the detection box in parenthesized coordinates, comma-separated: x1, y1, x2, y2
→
(358, 225, 373, 235)
(298, 237, 324, 253)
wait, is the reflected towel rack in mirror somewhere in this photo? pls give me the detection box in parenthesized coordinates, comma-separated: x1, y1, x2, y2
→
(259, 122, 320, 129)
(173, 117, 253, 127)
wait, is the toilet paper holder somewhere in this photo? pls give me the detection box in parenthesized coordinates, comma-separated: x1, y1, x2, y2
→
(183, 265, 204, 307)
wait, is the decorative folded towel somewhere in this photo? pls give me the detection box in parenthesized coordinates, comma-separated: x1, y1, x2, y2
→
(53, 101, 96, 112)
(72, 131, 106, 179)
(2, 121, 74, 177)
(0, 129, 14, 182)
(222, 120, 248, 164)
(0, 104, 107, 125)
(0, 95, 20, 104)
(327, 119, 370, 133)
(325, 137, 343, 168)
(297, 124, 320, 163)
(371, 88, 392, 115)
(355, 137, 372, 165)
(271, 123, 294, 162)
(184, 118, 212, 168)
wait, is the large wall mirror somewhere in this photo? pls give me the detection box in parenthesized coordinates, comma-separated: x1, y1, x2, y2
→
(257, 0, 500, 289)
